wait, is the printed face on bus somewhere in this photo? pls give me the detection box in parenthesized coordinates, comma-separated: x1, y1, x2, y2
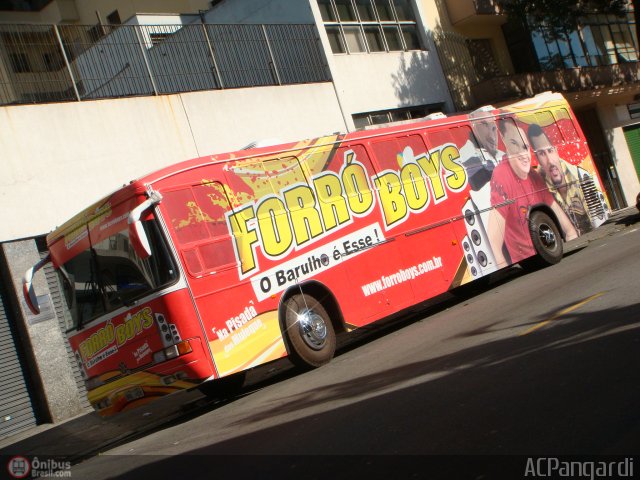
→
(471, 117, 499, 157)
(501, 122, 531, 180)
(530, 132, 563, 186)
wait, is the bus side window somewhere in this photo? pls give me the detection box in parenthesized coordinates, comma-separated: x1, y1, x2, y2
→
(369, 138, 406, 228)
(370, 137, 402, 175)
(535, 111, 564, 146)
(262, 156, 309, 190)
(335, 144, 376, 215)
(370, 133, 444, 196)
(553, 108, 581, 143)
(192, 182, 236, 272)
(163, 188, 210, 245)
(423, 128, 467, 200)
(228, 158, 277, 206)
(162, 184, 236, 276)
(300, 146, 338, 177)
(369, 136, 429, 180)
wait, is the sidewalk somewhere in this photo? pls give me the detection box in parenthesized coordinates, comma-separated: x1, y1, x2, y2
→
(565, 206, 639, 252)
(0, 388, 210, 462)
(1, 207, 638, 463)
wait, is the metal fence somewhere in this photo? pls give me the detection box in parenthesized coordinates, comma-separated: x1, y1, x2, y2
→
(0, 22, 331, 106)
(432, 29, 478, 111)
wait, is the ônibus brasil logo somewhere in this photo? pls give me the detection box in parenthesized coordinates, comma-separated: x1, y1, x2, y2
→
(7, 455, 71, 478)
(7, 456, 30, 479)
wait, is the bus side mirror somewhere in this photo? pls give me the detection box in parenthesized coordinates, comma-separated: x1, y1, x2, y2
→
(22, 254, 50, 315)
(128, 219, 152, 259)
(128, 191, 162, 260)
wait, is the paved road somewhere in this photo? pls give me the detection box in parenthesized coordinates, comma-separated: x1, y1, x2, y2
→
(62, 210, 640, 479)
(2, 208, 638, 479)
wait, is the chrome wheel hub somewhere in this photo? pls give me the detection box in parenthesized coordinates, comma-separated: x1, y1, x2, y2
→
(297, 308, 327, 350)
(538, 223, 556, 248)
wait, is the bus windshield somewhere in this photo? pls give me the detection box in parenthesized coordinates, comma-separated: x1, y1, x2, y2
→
(58, 217, 178, 330)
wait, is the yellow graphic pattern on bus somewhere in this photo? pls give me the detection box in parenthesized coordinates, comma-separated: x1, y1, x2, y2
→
(229, 143, 467, 277)
(168, 135, 467, 279)
(209, 309, 285, 376)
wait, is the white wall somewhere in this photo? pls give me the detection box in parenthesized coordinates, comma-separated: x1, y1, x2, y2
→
(331, 51, 452, 120)
(207, 0, 453, 126)
(598, 103, 640, 206)
(207, 0, 453, 128)
(307, 0, 453, 130)
(0, 83, 346, 241)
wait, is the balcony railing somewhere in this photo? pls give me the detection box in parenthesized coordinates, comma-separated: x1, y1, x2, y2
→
(470, 62, 640, 105)
(0, 22, 331, 106)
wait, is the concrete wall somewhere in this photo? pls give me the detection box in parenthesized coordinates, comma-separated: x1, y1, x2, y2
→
(1, 240, 86, 423)
(331, 50, 451, 118)
(0, 82, 346, 241)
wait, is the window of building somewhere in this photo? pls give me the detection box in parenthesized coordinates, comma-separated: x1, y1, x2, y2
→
(0, 0, 51, 12)
(628, 102, 640, 119)
(352, 104, 442, 129)
(529, 11, 638, 70)
(106, 10, 121, 25)
(87, 24, 106, 43)
(318, 0, 424, 54)
(149, 32, 170, 46)
(9, 53, 31, 73)
(43, 51, 63, 71)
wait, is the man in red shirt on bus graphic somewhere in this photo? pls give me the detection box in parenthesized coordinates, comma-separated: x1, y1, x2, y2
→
(487, 118, 578, 265)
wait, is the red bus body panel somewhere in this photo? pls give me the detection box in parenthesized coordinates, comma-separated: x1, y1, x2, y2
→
(48, 92, 608, 413)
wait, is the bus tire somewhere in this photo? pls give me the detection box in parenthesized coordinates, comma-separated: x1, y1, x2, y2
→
(526, 211, 563, 268)
(283, 293, 336, 368)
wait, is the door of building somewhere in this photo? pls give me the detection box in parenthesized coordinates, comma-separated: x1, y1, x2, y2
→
(575, 108, 627, 209)
(623, 124, 640, 179)
(0, 279, 37, 440)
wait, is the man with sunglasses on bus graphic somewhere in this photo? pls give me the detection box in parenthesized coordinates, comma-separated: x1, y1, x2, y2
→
(527, 123, 593, 235)
(487, 119, 578, 265)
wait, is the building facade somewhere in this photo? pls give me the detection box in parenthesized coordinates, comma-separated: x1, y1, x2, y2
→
(421, 0, 640, 210)
(0, 0, 212, 24)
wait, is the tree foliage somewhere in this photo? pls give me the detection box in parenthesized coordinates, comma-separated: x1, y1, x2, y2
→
(496, 0, 630, 38)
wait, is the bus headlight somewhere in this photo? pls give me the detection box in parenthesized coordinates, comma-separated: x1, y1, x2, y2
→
(94, 397, 112, 410)
(152, 340, 192, 364)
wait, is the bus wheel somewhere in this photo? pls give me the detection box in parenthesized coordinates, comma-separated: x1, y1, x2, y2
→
(526, 211, 563, 268)
(283, 293, 336, 368)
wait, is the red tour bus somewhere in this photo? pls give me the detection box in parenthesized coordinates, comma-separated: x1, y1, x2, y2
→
(23, 92, 609, 415)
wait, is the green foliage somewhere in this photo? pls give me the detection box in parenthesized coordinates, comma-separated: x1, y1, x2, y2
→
(497, 0, 628, 38)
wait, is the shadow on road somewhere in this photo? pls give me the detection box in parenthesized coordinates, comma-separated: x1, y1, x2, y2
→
(616, 211, 640, 226)
(85, 297, 640, 479)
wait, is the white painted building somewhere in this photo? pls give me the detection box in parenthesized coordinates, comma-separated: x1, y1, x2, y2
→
(203, 0, 454, 131)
